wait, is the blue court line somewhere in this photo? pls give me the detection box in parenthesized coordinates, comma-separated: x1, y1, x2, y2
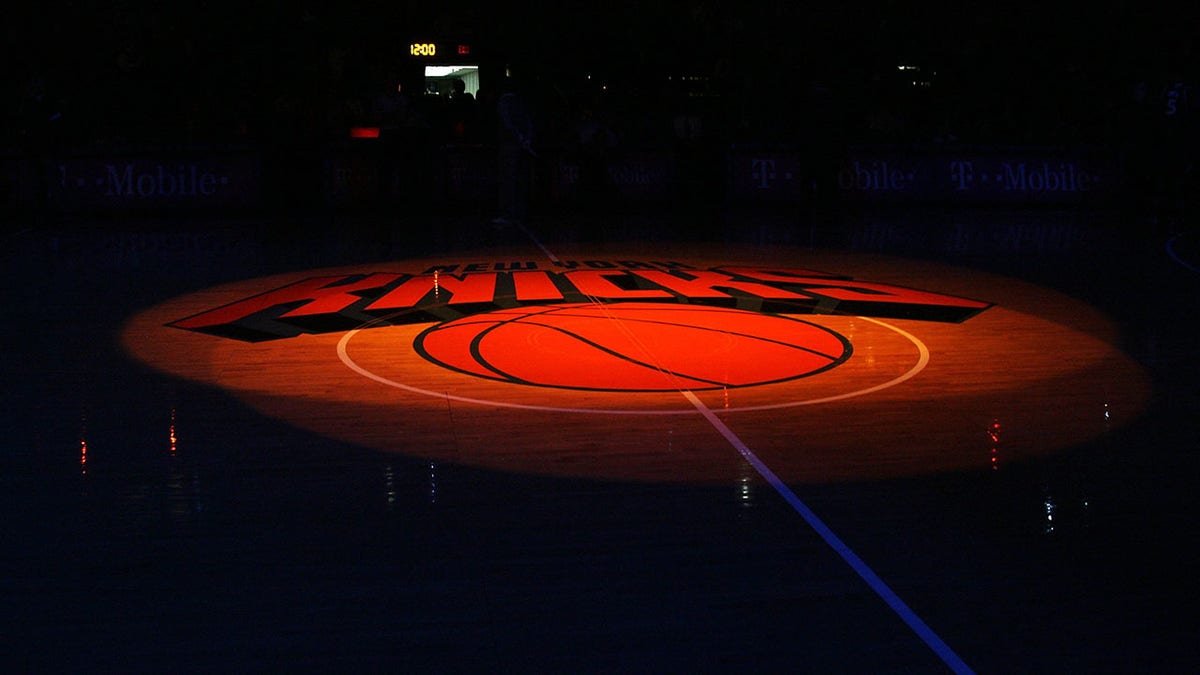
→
(514, 224, 974, 672)
(513, 220, 560, 263)
(1166, 234, 1200, 274)
(684, 391, 976, 675)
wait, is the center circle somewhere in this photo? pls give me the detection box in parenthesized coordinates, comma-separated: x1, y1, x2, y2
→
(412, 303, 852, 392)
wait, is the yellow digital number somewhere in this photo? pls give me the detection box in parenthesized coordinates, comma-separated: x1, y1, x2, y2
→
(409, 43, 436, 57)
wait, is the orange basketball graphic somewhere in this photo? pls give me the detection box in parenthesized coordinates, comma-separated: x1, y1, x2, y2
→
(413, 303, 851, 391)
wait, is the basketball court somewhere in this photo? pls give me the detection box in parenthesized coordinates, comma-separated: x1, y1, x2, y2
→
(2, 205, 1197, 672)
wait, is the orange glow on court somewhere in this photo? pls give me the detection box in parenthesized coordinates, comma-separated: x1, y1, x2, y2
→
(122, 245, 1151, 484)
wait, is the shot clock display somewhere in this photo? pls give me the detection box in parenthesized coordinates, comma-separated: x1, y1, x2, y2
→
(409, 42, 471, 58)
(408, 40, 472, 60)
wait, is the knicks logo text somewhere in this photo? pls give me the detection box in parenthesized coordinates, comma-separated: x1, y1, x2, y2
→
(169, 261, 991, 342)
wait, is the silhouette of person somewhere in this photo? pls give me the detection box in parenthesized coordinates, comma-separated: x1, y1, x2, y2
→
(574, 102, 618, 211)
(370, 79, 430, 208)
(670, 96, 707, 210)
(494, 78, 536, 225)
(372, 80, 414, 142)
(446, 78, 477, 142)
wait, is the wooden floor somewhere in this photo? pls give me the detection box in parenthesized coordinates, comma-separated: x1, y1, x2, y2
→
(2, 206, 1198, 672)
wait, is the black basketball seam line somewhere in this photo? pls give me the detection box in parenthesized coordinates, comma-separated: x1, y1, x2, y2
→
(470, 304, 699, 390)
(413, 305, 570, 384)
(466, 321, 853, 393)
(418, 321, 728, 392)
(417, 303, 853, 391)
(490, 301, 851, 362)
(472, 305, 586, 384)
(540, 303, 857, 367)
(526, 310, 849, 362)
(529, 317, 855, 390)
(425, 300, 848, 357)
(415, 304, 854, 392)
(478, 320, 733, 389)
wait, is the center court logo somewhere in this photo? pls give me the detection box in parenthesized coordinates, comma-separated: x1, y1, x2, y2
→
(124, 247, 1149, 482)
(169, 261, 991, 393)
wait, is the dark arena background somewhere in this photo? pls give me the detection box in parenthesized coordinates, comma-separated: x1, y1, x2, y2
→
(3, 3, 1199, 672)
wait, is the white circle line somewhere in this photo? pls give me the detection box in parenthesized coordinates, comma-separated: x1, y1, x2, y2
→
(335, 315, 930, 415)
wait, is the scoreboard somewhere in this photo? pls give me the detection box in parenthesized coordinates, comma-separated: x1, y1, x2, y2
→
(409, 42, 473, 59)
